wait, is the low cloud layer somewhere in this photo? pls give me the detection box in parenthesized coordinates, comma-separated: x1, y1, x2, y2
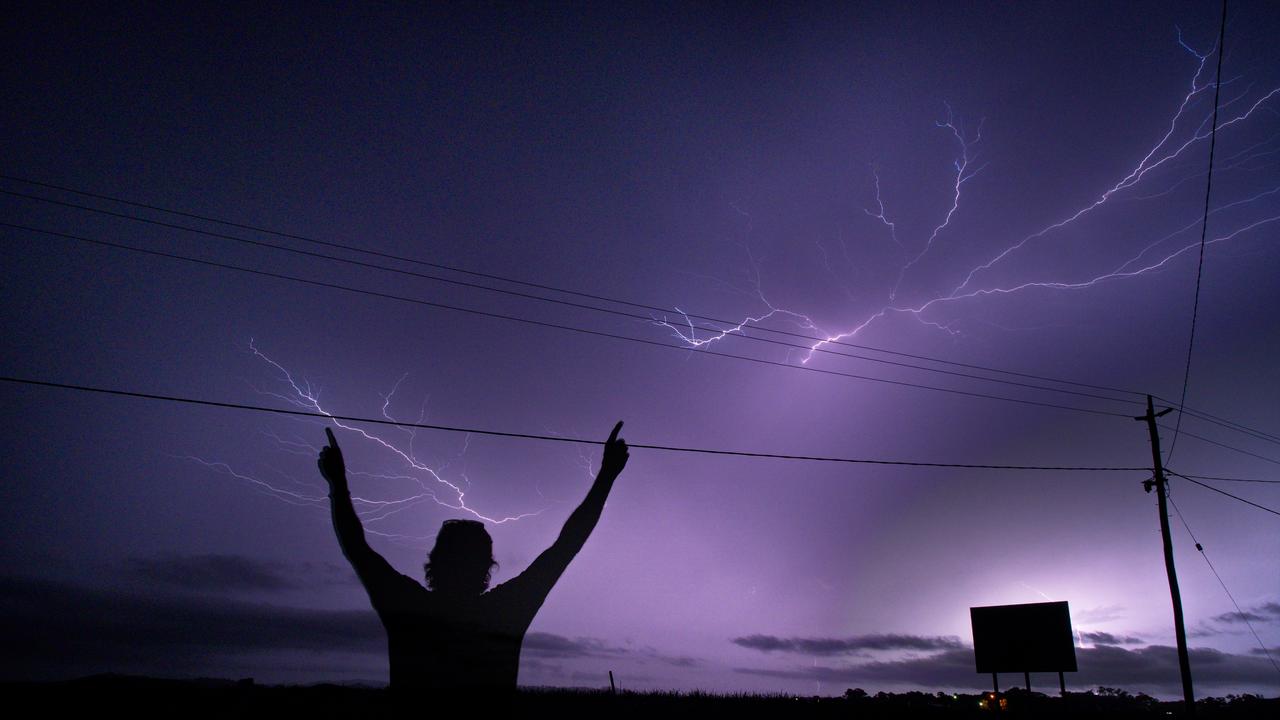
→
(1080, 631, 1143, 646)
(733, 633, 963, 656)
(127, 554, 356, 594)
(525, 632, 698, 668)
(1213, 602, 1280, 625)
(525, 632, 630, 659)
(129, 554, 298, 592)
(0, 574, 384, 679)
(735, 644, 1279, 693)
(0, 574, 695, 682)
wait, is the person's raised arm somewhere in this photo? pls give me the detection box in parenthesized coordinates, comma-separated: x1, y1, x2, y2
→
(509, 421, 629, 601)
(319, 428, 399, 589)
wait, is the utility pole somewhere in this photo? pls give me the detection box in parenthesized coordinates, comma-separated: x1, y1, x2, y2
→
(1136, 395, 1194, 715)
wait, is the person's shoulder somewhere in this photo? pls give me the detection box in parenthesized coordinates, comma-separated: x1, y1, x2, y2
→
(480, 577, 522, 605)
(373, 569, 428, 599)
(482, 570, 545, 610)
(399, 573, 430, 595)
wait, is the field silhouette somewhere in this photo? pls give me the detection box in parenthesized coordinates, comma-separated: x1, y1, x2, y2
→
(5, 675, 1276, 718)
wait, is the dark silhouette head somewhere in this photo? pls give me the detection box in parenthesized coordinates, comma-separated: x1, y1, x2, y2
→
(424, 519, 497, 596)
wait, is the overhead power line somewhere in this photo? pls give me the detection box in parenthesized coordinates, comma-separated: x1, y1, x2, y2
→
(7, 177, 1276, 447)
(2, 221, 1139, 419)
(1167, 471, 1280, 485)
(1167, 0, 1229, 463)
(0, 375, 1149, 472)
(1173, 408, 1280, 448)
(0, 188, 1141, 408)
(0, 174, 1150, 398)
(1173, 402, 1280, 443)
(1167, 470, 1280, 518)
(1157, 422, 1280, 468)
(1152, 394, 1280, 446)
(1167, 492, 1280, 676)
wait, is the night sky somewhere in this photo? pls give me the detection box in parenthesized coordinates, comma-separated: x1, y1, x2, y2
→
(3, 1, 1278, 698)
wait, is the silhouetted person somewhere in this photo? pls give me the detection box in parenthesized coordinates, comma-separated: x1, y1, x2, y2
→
(318, 422, 629, 698)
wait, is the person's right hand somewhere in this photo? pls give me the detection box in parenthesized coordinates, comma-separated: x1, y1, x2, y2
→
(318, 427, 347, 491)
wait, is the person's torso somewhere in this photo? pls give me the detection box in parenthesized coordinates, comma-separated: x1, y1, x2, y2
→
(376, 581, 530, 693)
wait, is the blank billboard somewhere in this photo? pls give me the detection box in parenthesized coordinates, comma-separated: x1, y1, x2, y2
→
(970, 601, 1077, 673)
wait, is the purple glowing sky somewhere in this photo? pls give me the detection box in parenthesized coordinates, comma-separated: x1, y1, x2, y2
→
(2, 1, 1278, 698)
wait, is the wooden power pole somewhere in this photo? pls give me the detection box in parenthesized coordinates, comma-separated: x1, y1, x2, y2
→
(1136, 395, 1195, 715)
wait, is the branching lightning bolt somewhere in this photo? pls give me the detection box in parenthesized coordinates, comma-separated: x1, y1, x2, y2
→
(658, 34, 1279, 368)
(184, 341, 544, 539)
(890, 104, 987, 300)
(865, 166, 903, 252)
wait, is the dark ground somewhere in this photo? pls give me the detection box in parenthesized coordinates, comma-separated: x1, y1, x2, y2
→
(3, 676, 1275, 718)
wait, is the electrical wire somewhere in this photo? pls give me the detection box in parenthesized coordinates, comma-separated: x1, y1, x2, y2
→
(2, 221, 1141, 419)
(6, 176, 1278, 446)
(1167, 470, 1280, 517)
(1167, 0, 1230, 462)
(9, 176, 1276, 447)
(1167, 472, 1280, 485)
(0, 174, 1151, 398)
(1157, 423, 1280, 468)
(1167, 490, 1280, 675)
(1153, 394, 1280, 446)
(0, 189, 1146, 408)
(0, 375, 1151, 472)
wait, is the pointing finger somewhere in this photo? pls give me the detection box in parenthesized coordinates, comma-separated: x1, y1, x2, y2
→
(608, 421, 623, 444)
(325, 427, 339, 449)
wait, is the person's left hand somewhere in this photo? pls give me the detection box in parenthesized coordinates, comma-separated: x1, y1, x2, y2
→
(601, 421, 629, 476)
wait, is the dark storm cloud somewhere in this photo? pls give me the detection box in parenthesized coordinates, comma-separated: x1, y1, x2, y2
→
(525, 632, 700, 667)
(129, 554, 296, 592)
(524, 632, 629, 658)
(1080, 631, 1143, 645)
(0, 574, 383, 677)
(1213, 611, 1267, 623)
(1073, 645, 1279, 690)
(0, 575, 696, 680)
(1213, 601, 1280, 624)
(736, 648, 976, 686)
(127, 554, 358, 593)
(732, 633, 964, 656)
(1188, 623, 1226, 638)
(734, 645, 1278, 692)
(665, 655, 700, 667)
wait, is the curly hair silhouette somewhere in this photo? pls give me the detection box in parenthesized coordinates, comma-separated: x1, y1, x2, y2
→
(424, 519, 498, 596)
